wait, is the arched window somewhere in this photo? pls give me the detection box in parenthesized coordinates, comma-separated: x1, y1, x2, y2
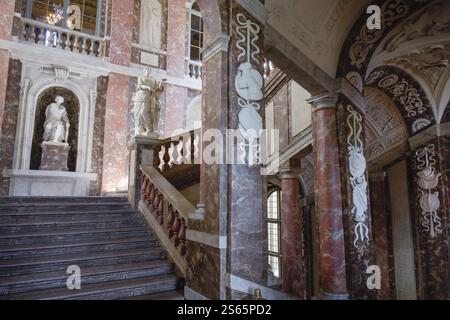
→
(267, 189, 282, 286)
(25, 0, 101, 35)
(188, 1, 204, 62)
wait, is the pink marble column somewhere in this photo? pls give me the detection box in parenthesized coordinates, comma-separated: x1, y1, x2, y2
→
(369, 172, 392, 300)
(281, 171, 305, 298)
(0, 0, 15, 137)
(164, 0, 187, 136)
(102, 0, 134, 194)
(310, 95, 348, 299)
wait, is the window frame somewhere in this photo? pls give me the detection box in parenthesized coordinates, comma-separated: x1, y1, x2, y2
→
(267, 189, 283, 281)
(187, 1, 203, 62)
(25, 0, 102, 36)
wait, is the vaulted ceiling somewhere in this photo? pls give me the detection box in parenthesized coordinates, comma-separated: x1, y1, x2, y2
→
(265, 0, 371, 77)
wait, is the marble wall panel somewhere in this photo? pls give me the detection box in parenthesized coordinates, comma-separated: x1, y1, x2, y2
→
(0, 59, 21, 195)
(90, 76, 108, 195)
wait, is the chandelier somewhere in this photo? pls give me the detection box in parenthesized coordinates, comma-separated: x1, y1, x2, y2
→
(47, 3, 64, 25)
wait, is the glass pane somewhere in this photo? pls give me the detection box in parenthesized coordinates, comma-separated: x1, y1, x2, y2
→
(191, 2, 200, 12)
(267, 191, 279, 220)
(190, 30, 200, 47)
(190, 46, 200, 61)
(191, 14, 201, 32)
(67, 0, 98, 33)
(268, 222, 280, 253)
(32, 0, 64, 24)
(268, 255, 280, 278)
(81, 14, 96, 34)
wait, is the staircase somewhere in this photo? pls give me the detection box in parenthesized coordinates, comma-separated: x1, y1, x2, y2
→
(0, 196, 184, 300)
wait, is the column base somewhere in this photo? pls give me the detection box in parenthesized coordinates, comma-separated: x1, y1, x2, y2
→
(317, 290, 349, 300)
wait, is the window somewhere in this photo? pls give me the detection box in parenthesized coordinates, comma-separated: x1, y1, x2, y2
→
(26, 0, 101, 35)
(188, 2, 204, 62)
(267, 189, 282, 286)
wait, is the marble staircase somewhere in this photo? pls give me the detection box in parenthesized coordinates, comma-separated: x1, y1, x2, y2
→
(0, 196, 184, 300)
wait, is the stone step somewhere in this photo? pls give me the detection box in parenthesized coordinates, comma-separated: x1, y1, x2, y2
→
(0, 209, 136, 221)
(0, 247, 165, 277)
(0, 274, 180, 300)
(0, 227, 150, 246)
(0, 203, 132, 213)
(0, 197, 129, 205)
(125, 289, 184, 300)
(0, 219, 144, 234)
(0, 214, 141, 226)
(0, 237, 159, 260)
(0, 260, 173, 295)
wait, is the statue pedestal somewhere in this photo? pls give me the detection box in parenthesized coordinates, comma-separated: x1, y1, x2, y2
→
(40, 142, 71, 172)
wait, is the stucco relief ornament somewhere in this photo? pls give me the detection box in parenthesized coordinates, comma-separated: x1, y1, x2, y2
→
(416, 144, 442, 238)
(347, 105, 369, 251)
(235, 13, 263, 166)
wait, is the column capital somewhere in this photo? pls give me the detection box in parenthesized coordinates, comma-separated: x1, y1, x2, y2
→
(279, 168, 303, 180)
(307, 94, 338, 111)
(201, 33, 230, 63)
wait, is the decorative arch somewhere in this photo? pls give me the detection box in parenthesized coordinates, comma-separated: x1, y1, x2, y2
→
(15, 74, 94, 174)
(337, 0, 432, 79)
(366, 65, 436, 135)
(195, 0, 224, 43)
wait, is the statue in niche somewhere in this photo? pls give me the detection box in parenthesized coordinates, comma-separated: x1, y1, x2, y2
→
(133, 67, 166, 136)
(43, 95, 70, 144)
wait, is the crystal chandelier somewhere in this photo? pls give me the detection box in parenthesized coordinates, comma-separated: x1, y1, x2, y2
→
(47, 3, 64, 25)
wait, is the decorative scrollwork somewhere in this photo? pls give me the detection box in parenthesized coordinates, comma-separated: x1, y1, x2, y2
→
(347, 105, 370, 251)
(416, 144, 442, 238)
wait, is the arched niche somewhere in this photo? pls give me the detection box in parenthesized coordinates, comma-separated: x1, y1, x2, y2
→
(30, 87, 80, 172)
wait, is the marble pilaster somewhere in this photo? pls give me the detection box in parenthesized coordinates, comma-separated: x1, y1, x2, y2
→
(369, 172, 393, 300)
(102, 0, 134, 194)
(335, 96, 375, 300)
(280, 171, 305, 298)
(409, 137, 450, 299)
(0, 0, 15, 138)
(309, 95, 348, 300)
(164, 0, 187, 136)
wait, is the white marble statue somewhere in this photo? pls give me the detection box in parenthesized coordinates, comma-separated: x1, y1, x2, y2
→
(43, 95, 70, 144)
(133, 67, 166, 136)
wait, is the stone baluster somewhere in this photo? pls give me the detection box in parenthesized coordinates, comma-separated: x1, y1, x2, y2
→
(178, 218, 186, 255)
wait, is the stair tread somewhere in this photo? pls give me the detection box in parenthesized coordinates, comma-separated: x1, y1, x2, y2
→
(0, 227, 148, 239)
(0, 217, 140, 227)
(1, 274, 178, 300)
(0, 236, 154, 252)
(0, 247, 163, 269)
(124, 289, 184, 300)
(0, 210, 135, 216)
(0, 260, 172, 286)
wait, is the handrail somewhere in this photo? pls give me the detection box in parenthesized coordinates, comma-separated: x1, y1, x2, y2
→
(141, 166, 196, 220)
(139, 166, 196, 276)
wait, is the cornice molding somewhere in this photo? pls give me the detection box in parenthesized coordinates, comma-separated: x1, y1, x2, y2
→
(235, 0, 268, 25)
(201, 33, 230, 63)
